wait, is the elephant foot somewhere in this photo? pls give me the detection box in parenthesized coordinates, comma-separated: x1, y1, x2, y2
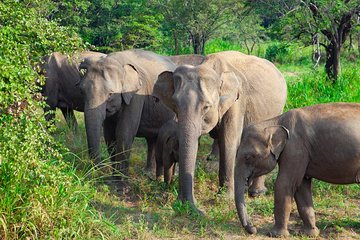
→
(217, 186, 234, 199)
(144, 165, 156, 177)
(244, 225, 257, 234)
(268, 226, 290, 238)
(300, 226, 319, 237)
(173, 199, 204, 216)
(143, 168, 156, 181)
(248, 186, 267, 198)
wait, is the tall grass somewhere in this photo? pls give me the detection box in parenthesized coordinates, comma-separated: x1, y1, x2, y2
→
(286, 61, 360, 110)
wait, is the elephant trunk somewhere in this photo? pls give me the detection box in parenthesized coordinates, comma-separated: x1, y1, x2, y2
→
(177, 116, 200, 205)
(84, 104, 106, 165)
(235, 166, 257, 234)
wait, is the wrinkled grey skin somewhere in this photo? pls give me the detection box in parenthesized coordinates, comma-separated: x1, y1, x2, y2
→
(79, 49, 179, 175)
(235, 103, 360, 237)
(169, 54, 220, 162)
(155, 119, 179, 184)
(41, 51, 105, 130)
(154, 51, 287, 211)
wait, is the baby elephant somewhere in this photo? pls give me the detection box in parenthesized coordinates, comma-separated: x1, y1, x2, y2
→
(156, 120, 179, 184)
(234, 102, 360, 237)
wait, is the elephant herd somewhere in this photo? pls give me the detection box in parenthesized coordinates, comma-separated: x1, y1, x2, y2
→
(41, 49, 360, 237)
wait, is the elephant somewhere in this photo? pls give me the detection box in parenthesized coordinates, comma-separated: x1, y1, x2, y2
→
(78, 51, 219, 176)
(153, 51, 287, 211)
(41, 51, 105, 130)
(234, 102, 360, 237)
(169, 54, 220, 162)
(155, 119, 179, 184)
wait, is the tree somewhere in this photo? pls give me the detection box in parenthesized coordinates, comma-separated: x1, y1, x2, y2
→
(226, 12, 267, 54)
(305, 1, 360, 80)
(158, 0, 244, 54)
(247, 0, 360, 81)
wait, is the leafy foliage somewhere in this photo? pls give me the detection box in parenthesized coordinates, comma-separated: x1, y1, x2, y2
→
(0, 0, 114, 238)
(156, 0, 244, 54)
(59, 0, 164, 52)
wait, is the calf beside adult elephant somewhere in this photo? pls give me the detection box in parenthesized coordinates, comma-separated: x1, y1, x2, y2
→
(41, 51, 105, 130)
(155, 119, 179, 184)
(154, 51, 287, 211)
(234, 103, 360, 237)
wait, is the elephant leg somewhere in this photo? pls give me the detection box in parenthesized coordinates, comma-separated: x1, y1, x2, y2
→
(60, 107, 78, 131)
(155, 141, 164, 181)
(145, 137, 157, 174)
(294, 177, 319, 237)
(164, 152, 176, 184)
(207, 138, 220, 161)
(114, 97, 143, 178)
(218, 108, 242, 196)
(104, 115, 117, 164)
(270, 174, 293, 237)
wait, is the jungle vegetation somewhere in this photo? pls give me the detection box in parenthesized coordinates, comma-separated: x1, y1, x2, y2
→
(0, 0, 359, 238)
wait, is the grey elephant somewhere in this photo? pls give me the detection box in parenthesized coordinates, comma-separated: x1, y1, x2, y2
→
(78, 49, 179, 174)
(154, 51, 287, 211)
(234, 102, 360, 237)
(41, 51, 105, 130)
(169, 54, 220, 162)
(155, 119, 179, 184)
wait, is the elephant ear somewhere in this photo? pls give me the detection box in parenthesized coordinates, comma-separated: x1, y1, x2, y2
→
(104, 64, 142, 105)
(153, 71, 176, 111)
(266, 126, 289, 160)
(121, 64, 143, 105)
(219, 71, 240, 118)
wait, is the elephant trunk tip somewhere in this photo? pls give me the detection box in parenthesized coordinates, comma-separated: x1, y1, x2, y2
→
(244, 225, 257, 234)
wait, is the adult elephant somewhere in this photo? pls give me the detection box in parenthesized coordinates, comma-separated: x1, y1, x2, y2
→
(41, 51, 105, 130)
(78, 49, 180, 175)
(153, 51, 287, 211)
(169, 54, 221, 162)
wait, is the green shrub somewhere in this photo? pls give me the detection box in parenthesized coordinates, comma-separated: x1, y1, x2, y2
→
(265, 42, 290, 63)
(0, 1, 115, 238)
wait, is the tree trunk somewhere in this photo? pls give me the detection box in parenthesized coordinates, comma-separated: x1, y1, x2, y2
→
(325, 41, 341, 81)
(191, 33, 205, 55)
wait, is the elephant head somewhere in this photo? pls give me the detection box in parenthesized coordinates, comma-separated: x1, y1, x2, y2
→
(234, 124, 289, 234)
(78, 56, 143, 162)
(153, 63, 241, 203)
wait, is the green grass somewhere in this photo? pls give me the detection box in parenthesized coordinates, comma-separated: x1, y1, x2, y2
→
(50, 59, 360, 239)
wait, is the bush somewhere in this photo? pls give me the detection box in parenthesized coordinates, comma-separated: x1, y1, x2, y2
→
(0, 1, 115, 238)
(265, 42, 290, 63)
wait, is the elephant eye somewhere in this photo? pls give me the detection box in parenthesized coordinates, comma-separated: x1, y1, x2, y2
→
(203, 103, 212, 113)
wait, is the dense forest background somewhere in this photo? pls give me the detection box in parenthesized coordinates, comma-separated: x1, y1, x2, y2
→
(0, 0, 359, 239)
